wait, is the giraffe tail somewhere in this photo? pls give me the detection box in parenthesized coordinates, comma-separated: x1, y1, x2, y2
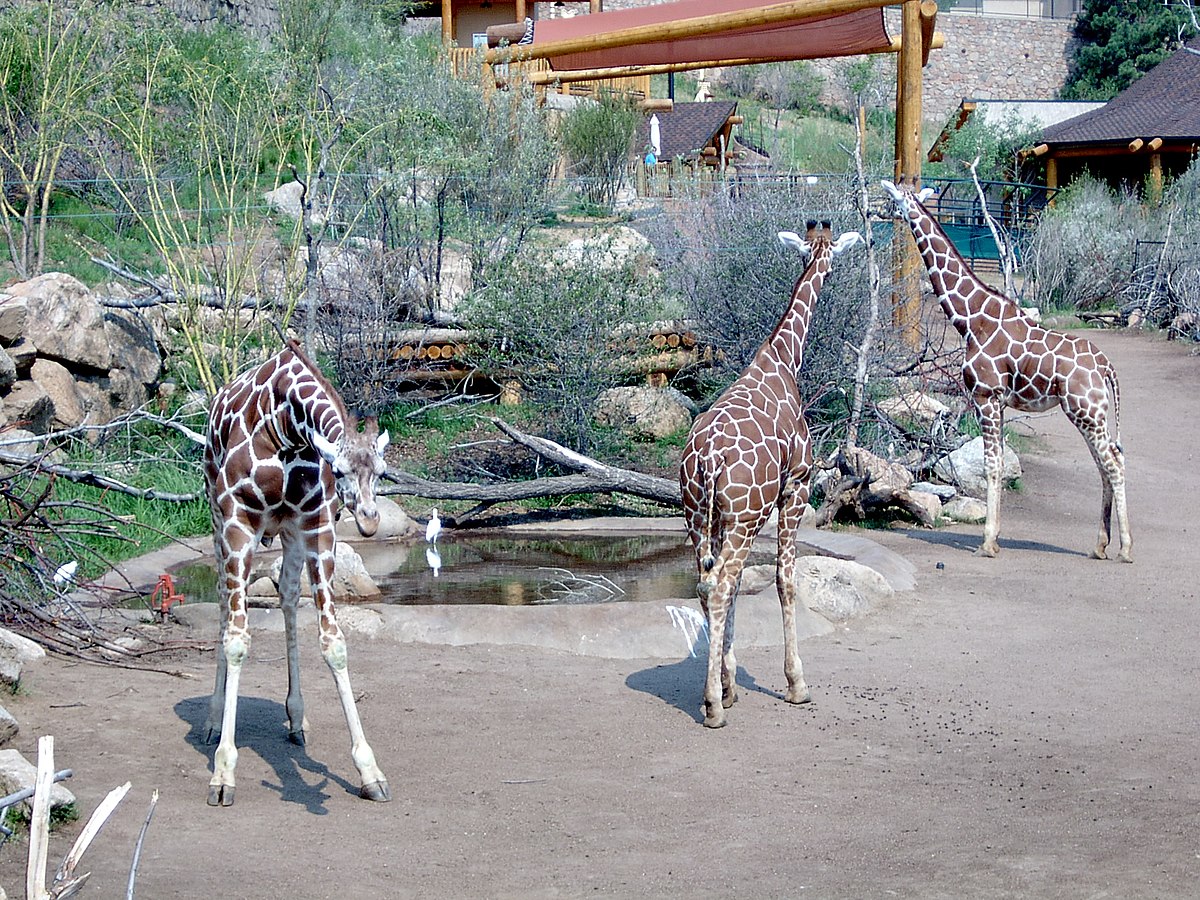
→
(699, 447, 723, 574)
(1104, 363, 1123, 452)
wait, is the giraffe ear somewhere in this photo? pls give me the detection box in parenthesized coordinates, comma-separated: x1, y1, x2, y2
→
(311, 431, 340, 465)
(832, 232, 863, 254)
(917, 187, 936, 203)
(880, 180, 901, 200)
(777, 231, 811, 255)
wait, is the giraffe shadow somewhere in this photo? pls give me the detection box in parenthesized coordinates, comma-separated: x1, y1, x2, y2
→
(891, 526, 1085, 559)
(175, 695, 360, 815)
(625, 657, 789, 723)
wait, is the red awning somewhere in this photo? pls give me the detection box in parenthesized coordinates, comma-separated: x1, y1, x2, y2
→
(531, 0, 891, 71)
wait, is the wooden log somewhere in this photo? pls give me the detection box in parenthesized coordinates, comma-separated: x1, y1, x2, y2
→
(486, 22, 529, 47)
(1129, 138, 1144, 152)
(641, 98, 674, 112)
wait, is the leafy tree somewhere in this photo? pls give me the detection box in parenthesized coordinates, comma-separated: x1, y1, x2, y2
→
(1061, 0, 1197, 99)
(559, 93, 640, 210)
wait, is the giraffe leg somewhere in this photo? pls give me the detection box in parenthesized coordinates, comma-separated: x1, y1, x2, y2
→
(278, 538, 308, 745)
(776, 485, 812, 705)
(976, 400, 1004, 558)
(308, 543, 391, 801)
(208, 625, 249, 807)
(701, 534, 754, 728)
(1069, 406, 1133, 563)
(721, 580, 739, 709)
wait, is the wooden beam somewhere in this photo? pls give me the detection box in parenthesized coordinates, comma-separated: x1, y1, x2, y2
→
(919, 0, 937, 66)
(893, 0, 924, 351)
(516, 0, 526, 22)
(485, 0, 892, 64)
(441, 0, 453, 44)
(1128, 138, 1144, 152)
(1148, 137, 1163, 151)
(888, 30, 945, 53)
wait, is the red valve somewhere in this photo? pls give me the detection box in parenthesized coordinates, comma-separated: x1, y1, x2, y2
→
(150, 573, 185, 618)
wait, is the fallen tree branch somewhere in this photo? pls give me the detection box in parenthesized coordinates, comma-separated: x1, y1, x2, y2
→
(380, 418, 682, 507)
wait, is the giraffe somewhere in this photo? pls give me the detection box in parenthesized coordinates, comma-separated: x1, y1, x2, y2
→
(202, 339, 391, 806)
(680, 221, 862, 728)
(881, 179, 1132, 563)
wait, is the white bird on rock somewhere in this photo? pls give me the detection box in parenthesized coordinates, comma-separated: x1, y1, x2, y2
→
(52, 560, 78, 587)
(425, 508, 441, 544)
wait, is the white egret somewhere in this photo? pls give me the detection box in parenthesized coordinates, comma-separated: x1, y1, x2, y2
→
(425, 508, 441, 544)
(425, 546, 442, 578)
(52, 560, 78, 587)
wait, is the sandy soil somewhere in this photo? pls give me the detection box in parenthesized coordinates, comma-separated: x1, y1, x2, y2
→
(0, 328, 1197, 899)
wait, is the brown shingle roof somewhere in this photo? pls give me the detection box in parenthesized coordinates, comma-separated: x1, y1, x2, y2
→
(1042, 37, 1200, 145)
(639, 100, 737, 162)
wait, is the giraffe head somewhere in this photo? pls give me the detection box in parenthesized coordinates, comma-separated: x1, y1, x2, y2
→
(311, 415, 390, 537)
(880, 180, 936, 226)
(777, 220, 863, 256)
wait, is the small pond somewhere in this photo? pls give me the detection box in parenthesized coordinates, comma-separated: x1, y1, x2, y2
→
(169, 533, 699, 607)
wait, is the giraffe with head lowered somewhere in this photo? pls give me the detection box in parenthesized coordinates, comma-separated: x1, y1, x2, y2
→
(203, 339, 391, 806)
(881, 179, 1131, 562)
(680, 221, 862, 728)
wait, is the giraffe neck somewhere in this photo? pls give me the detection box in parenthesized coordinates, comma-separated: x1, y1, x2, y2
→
(274, 343, 347, 451)
(905, 206, 1006, 335)
(761, 244, 833, 375)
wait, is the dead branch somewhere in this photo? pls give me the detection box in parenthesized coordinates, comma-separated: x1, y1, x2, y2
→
(380, 418, 682, 508)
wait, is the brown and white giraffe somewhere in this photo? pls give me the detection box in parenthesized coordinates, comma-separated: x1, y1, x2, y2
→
(203, 340, 391, 806)
(680, 221, 862, 728)
(881, 179, 1132, 562)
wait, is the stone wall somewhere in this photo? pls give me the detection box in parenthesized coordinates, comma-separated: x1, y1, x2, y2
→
(809, 10, 1078, 126)
(0, 0, 279, 36)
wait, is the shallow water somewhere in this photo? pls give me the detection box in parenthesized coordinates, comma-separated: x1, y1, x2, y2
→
(169, 533, 698, 606)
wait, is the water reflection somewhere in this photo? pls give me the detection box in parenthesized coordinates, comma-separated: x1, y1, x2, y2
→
(168, 533, 698, 607)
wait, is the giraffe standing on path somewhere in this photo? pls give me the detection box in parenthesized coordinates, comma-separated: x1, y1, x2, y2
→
(680, 222, 862, 728)
(203, 340, 391, 806)
(881, 179, 1132, 562)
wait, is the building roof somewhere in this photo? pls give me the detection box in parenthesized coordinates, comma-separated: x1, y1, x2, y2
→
(1042, 38, 1200, 145)
(639, 101, 738, 162)
(929, 98, 1104, 162)
(528, 0, 892, 71)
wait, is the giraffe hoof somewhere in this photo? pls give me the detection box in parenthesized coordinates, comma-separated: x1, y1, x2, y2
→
(207, 784, 235, 807)
(1118, 551, 1133, 564)
(702, 703, 727, 728)
(288, 729, 306, 747)
(722, 689, 738, 709)
(975, 544, 999, 558)
(361, 780, 392, 802)
(1090, 547, 1108, 560)
(785, 684, 812, 705)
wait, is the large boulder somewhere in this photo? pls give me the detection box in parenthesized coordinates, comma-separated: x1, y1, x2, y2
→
(269, 542, 382, 603)
(934, 436, 1022, 499)
(876, 390, 956, 435)
(593, 386, 693, 440)
(104, 309, 162, 387)
(3, 382, 53, 434)
(0, 749, 75, 810)
(4, 274, 112, 371)
(29, 358, 86, 430)
(795, 556, 894, 621)
(0, 627, 44, 690)
(0, 346, 15, 392)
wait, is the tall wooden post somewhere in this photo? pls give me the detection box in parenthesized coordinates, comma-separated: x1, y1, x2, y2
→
(441, 0, 454, 44)
(516, 0, 526, 22)
(893, 0, 925, 349)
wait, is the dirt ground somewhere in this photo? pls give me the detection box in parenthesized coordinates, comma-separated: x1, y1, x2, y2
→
(1, 328, 1198, 899)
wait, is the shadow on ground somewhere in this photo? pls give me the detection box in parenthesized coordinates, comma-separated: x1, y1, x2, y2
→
(174, 694, 359, 814)
(625, 656, 792, 724)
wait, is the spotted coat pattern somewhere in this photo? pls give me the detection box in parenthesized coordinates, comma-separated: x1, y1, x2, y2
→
(679, 222, 861, 728)
(882, 180, 1132, 562)
(202, 340, 392, 806)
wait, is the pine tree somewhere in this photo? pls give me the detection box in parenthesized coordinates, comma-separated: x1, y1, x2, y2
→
(1061, 0, 1197, 99)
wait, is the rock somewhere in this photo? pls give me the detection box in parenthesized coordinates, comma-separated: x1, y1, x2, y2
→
(0, 346, 15, 391)
(0, 704, 17, 746)
(0, 427, 47, 460)
(104, 309, 163, 386)
(30, 358, 86, 430)
(876, 390, 954, 432)
(263, 180, 305, 219)
(335, 495, 417, 541)
(905, 489, 943, 525)
(943, 496, 987, 523)
(270, 542, 382, 603)
(912, 481, 956, 500)
(1021, 306, 1042, 323)
(0, 628, 46, 689)
(0, 749, 75, 810)
(796, 557, 893, 621)
(550, 225, 655, 272)
(593, 386, 693, 440)
(0, 295, 28, 342)
(933, 436, 1021, 498)
(5, 274, 112, 371)
(5, 339, 35, 374)
(3, 382, 53, 433)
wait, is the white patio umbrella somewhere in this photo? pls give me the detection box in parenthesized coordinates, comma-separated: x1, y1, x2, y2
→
(649, 114, 661, 157)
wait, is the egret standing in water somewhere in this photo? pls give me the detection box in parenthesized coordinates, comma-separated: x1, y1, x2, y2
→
(425, 508, 441, 544)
